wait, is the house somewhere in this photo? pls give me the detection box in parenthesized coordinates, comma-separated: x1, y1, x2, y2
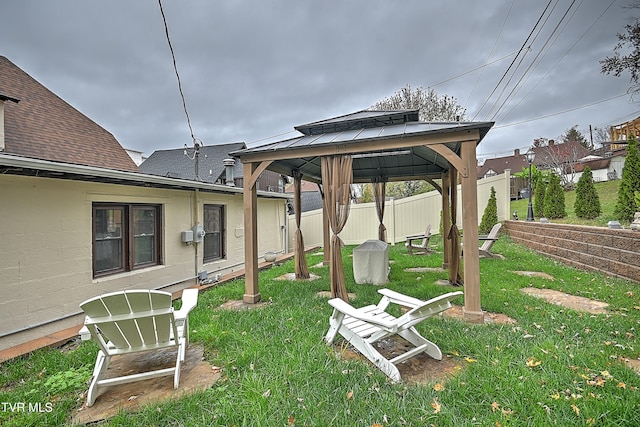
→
(285, 180, 323, 213)
(610, 115, 640, 148)
(476, 148, 529, 180)
(0, 56, 290, 353)
(140, 142, 286, 192)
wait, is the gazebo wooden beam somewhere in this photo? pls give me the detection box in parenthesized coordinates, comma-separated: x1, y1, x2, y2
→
(236, 130, 480, 164)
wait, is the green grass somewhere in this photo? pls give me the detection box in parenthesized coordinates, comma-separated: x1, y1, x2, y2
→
(1, 238, 639, 426)
(511, 180, 625, 227)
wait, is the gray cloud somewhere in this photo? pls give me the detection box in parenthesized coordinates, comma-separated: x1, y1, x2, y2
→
(1, 0, 636, 159)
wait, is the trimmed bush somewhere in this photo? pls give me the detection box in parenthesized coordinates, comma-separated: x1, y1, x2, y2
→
(614, 135, 640, 222)
(534, 174, 546, 220)
(479, 186, 498, 234)
(543, 173, 566, 219)
(574, 166, 601, 219)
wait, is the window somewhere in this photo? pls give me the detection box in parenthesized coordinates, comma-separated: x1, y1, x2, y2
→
(203, 204, 225, 262)
(93, 204, 162, 277)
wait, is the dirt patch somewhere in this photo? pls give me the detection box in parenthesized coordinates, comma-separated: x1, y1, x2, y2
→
(316, 291, 356, 300)
(219, 299, 271, 310)
(442, 305, 517, 324)
(520, 287, 609, 314)
(336, 336, 463, 385)
(514, 271, 555, 280)
(73, 344, 220, 425)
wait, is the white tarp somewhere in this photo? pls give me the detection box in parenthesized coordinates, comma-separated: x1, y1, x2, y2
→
(353, 239, 389, 285)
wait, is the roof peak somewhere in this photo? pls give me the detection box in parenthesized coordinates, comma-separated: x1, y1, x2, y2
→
(294, 109, 420, 135)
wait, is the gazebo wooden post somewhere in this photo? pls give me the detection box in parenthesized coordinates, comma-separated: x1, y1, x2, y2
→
(460, 140, 484, 323)
(441, 171, 451, 269)
(242, 161, 261, 304)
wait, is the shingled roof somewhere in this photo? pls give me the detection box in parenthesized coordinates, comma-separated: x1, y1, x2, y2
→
(0, 56, 138, 172)
(140, 143, 246, 183)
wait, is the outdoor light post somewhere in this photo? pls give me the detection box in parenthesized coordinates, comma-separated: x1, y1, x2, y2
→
(525, 148, 536, 221)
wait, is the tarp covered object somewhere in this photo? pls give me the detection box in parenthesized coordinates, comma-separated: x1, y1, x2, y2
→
(353, 239, 389, 285)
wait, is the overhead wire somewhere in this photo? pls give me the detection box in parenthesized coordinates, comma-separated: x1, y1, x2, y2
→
(463, 0, 516, 108)
(472, 0, 555, 121)
(496, 0, 617, 123)
(484, 0, 565, 120)
(157, 0, 199, 146)
(489, 0, 580, 122)
(492, 92, 629, 129)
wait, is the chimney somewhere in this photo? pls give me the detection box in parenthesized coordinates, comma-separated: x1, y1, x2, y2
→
(514, 148, 520, 156)
(223, 158, 236, 186)
(0, 95, 20, 152)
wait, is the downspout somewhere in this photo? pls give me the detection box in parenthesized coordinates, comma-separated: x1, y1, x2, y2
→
(193, 188, 200, 279)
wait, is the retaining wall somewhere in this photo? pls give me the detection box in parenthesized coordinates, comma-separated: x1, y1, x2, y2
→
(504, 220, 640, 284)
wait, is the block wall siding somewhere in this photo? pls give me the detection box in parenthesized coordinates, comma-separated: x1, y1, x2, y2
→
(0, 174, 288, 350)
(504, 220, 640, 283)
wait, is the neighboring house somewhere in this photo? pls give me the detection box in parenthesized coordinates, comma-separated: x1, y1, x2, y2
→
(476, 148, 529, 180)
(610, 115, 640, 148)
(0, 56, 289, 352)
(140, 143, 286, 192)
(570, 148, 627, 183)
(285, 180, 323, 213)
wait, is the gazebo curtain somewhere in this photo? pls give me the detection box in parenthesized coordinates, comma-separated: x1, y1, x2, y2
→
(448, 170, 463, 286)
(373, 177, 387, 242)
(292, 169, 310, 279)
(321, 155, 352, 301)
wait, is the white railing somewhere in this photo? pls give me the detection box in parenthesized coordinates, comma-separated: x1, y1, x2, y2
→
(288, 170, 511, 247)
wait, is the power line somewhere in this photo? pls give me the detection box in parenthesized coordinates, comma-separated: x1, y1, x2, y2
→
(472, 0, 555, 121)
(497, 0, 617, 123)
(492, 93, 629, 129)
(489, 0, 580, 121)
(157, 0, 198, 146)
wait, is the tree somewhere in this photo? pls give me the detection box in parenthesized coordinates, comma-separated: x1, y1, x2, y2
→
(574, 166, 601, 219)
(543, 173, 566, 219)
(371, 84, 467, 121)
(370, 85, 463, 198)
(479, 187, 498, 234)
(535, 138, 588, 189)
(385, 180, 433, 199)
(534, 173, 547, 219)
(561, 125, 589, 149)
(600, 12, 640, 96)
(360, 183, 374, 203)
(614, 135, 640, 221)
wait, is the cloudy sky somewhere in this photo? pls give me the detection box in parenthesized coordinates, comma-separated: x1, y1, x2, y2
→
(2, 0, 638, 160)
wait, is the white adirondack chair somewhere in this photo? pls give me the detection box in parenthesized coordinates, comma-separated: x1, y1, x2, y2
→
(79, 288, 198, 406)
(479, 223, 502, 258)
(405, 224, 433, 254)
(325, 288, 463, 382)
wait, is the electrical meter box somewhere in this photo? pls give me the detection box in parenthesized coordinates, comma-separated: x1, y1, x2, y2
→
(192, 225, 206, 243)
(181, 230, 193, 242)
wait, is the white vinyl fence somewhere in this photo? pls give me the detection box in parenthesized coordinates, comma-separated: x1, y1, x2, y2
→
(288, 170, 511, 247)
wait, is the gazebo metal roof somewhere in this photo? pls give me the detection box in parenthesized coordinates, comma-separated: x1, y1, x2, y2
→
(232, 110, 493, 183)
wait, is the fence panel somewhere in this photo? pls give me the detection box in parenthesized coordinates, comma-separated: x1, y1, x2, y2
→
(288, 171, 510, 247)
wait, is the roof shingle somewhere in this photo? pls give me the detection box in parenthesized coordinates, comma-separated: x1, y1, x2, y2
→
(0, 56, 138, 172)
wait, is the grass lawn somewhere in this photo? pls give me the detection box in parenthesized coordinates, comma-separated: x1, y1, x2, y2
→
(510, 180, 626, 227)
(1, 237, 639, 426)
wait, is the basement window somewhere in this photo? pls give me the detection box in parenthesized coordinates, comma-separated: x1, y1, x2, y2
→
(92, 203, 163, 277)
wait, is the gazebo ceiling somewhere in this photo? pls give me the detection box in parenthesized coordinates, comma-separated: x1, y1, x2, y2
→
(232, 109, 494, 183)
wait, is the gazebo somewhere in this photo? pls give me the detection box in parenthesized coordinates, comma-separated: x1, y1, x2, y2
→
(232, 110, 494, 323)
